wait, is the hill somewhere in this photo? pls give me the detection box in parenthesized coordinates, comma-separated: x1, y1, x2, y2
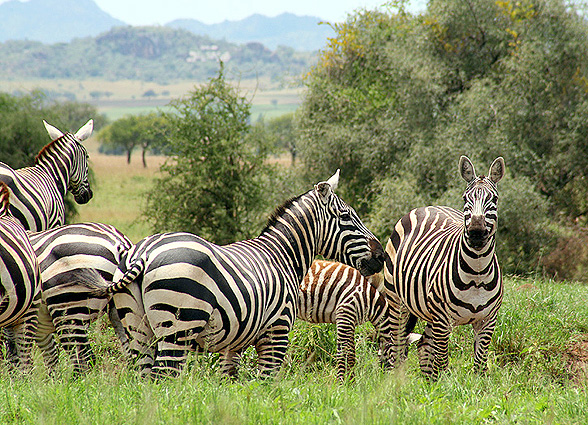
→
(0, 26, 316, 84)
(0, 0, 125, 43)
(0, 0, 332, 51)
(167, 13, 334, 51)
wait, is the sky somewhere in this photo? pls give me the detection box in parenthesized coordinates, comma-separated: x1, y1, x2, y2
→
(88, 0, 428, 26)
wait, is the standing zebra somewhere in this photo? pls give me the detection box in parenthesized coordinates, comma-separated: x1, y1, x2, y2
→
(0, 182, 41, 372)
(297, 260, 397, 381)
(96, 171, 384, 378)
(0, 119, 93, 232)
(26, 222, 132, 373)
(383, 156, 505, 380)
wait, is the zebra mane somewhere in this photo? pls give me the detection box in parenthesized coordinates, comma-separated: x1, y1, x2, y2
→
(260, 192, 306, 234)
(0, 182, 10, 216)
(34, 134, 69, 164)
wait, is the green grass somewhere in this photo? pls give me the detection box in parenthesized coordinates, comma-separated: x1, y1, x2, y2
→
(1, 277, 587, 424)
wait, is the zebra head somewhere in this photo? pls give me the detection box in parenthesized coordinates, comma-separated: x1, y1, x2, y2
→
(44, 119, 94, 204)
(315, 170, 384, 276)
(459, 156, 505, 250)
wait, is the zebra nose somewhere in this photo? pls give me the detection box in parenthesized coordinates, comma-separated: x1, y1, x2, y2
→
(369, 238, 384, 261)
(468, 215, 486, 233)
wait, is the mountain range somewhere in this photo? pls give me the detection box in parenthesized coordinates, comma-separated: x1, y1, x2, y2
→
(0, 0, 333, 51)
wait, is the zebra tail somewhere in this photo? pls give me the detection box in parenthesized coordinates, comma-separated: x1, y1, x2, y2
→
(63, 269, 113, 298)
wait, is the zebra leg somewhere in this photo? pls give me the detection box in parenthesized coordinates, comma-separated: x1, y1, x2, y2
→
(425, 320, 451, 381)
(151, 333, 190, 379)
(472, 315, 497, 373)
(219, 350, 242, 378)
(1, 327, 18, 367)
(34, 302, 60, 372)
(255, 329, 289, 378)
(108, 302, 129, 356)
(56, 320, 95, 374)
(386, 294, 412, 368)
(335, 318, 356, 381)
(9, 296, 41, 373)
(416, 322, 435, 375)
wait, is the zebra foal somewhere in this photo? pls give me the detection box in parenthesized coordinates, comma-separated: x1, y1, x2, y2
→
(94, 170, 385, 379)
(297, 260, 396, 381)
(0, 119, 93, 231)
(383, 156, 505, 380)
(0, 182, 41, 372)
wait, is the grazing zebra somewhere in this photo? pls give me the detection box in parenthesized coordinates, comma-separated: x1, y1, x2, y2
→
(0, 182, 41, 372)
(25, 222, 132, 373)
(95, 170, 384, 378)
(297, 260, 397, 381)
(383, 156, 505, 380)
(0, 119, 93, 232)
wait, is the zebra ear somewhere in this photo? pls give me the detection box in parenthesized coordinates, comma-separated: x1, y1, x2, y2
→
(315, 170, 339, 203)
(74, 119, 94, 142)
(43, 120, 64, 141)
(326, 169, 340, 191)
(459, 156, 476, 183)
(488, 157, 505, 184)
(314, 182, 333, 203)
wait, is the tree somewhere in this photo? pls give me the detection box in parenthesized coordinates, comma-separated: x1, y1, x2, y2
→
(265, 113, 298, 165)
(297, 0, 588, 275)
(143, 67, 276, 245)
(98, 113, 167, 167)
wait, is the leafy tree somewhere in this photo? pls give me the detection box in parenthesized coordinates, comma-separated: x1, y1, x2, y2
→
(99, 113, 167, 167)
(265, 113, 298, 164)
(298, 0, 588, 276)
(144, 67, 276, 244)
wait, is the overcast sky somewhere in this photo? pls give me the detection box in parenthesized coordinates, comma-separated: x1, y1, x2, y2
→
(89, 0, 427, 26)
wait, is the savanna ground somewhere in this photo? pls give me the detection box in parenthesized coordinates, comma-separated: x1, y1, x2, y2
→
(1, 82, 588, 423)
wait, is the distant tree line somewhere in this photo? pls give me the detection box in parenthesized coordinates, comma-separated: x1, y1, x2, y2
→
(0, 26, 316, 85)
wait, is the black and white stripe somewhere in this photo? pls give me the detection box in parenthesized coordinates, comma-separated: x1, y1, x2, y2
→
(98, 171, 385, 378)
(0, 120, 93, 232)
(26, 222, 132, 373)
(383, 156, 505, 380)
(0, 182, 41, 372)
(297, 260, 396, 381)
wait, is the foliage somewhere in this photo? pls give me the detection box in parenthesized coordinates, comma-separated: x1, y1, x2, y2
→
(144, 67, 277, 245)
(298, 0, 588, 275)
(0, 26, 316, 85)
(263, 113, 298, 165)
(99, 113, 168, 167)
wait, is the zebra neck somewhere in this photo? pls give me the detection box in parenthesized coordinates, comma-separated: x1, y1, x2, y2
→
(457, 235, 496, 286)
(259, 200, 319, 285)
(35, 139, 72, 197)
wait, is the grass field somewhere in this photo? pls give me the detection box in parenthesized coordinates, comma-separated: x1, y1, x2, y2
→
(3, 143, 588, 424)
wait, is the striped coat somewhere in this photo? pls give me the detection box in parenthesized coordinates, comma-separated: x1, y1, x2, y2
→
(383, 156, 505, 380)
(27, 222, 132, 372)
(297, 260, 395, 381)
(0, 119, 93, 232)
(0, 182, 41, 372)
(97, 171, 385, 378)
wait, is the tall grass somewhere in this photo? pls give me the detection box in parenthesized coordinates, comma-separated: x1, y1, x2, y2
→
(1, 277, 586, 424)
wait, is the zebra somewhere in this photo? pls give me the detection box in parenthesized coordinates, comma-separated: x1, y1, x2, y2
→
(383, 156, 505, 380)
(297, 260, 399, 381)
(24, 222, 132, 373)
(93, 170, 384, 378)
(0, 181, 41, 372)
(0, 119, 93, 232)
